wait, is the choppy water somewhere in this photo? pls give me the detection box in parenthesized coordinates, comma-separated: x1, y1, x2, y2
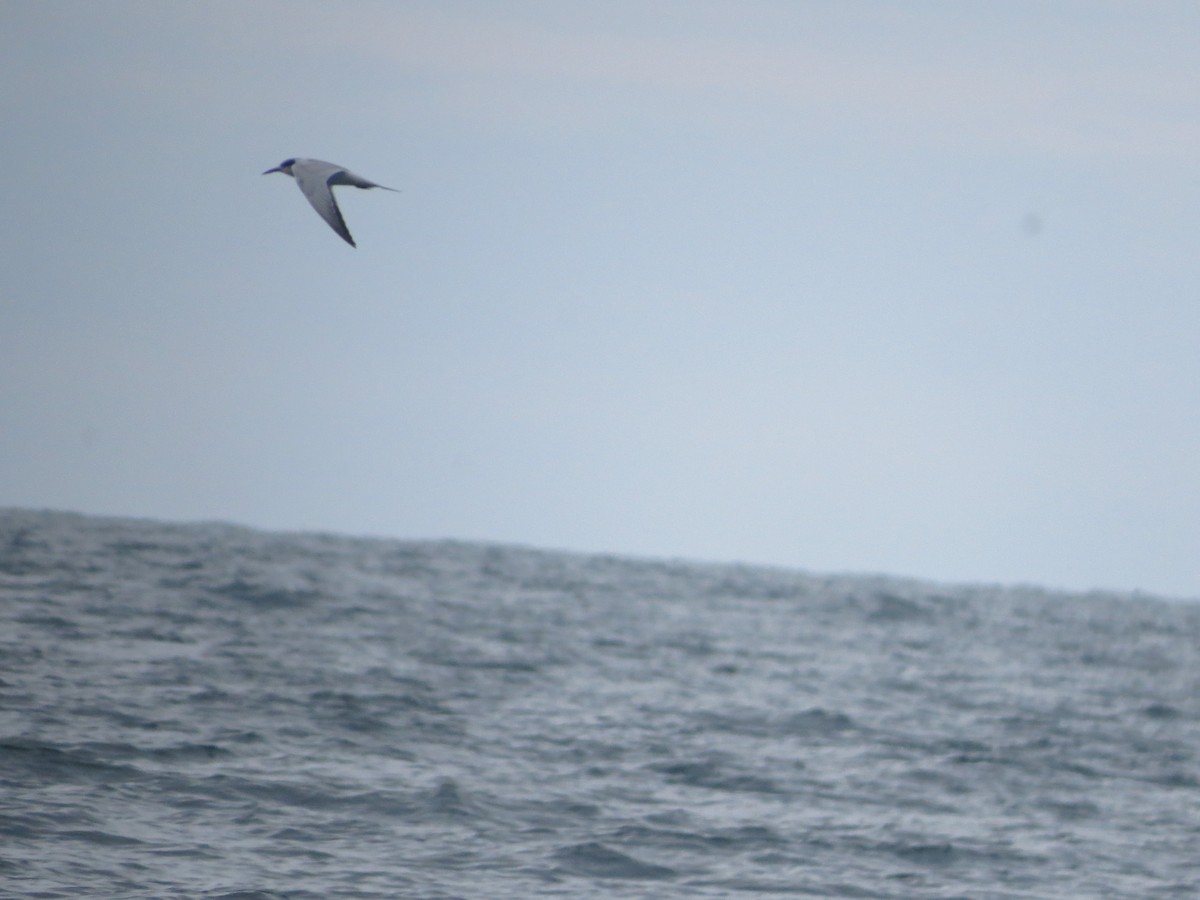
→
(1, 509, 1198, 898)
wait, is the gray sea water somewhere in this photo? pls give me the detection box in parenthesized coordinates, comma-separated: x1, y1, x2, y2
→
(1, 508, 1198, 898)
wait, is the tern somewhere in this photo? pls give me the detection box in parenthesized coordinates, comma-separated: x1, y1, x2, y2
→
(263, 158, 398, 247)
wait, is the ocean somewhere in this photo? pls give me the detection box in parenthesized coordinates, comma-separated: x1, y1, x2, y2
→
(1, 508, 1197, 898)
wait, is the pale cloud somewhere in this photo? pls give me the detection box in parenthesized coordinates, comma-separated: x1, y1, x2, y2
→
(13, 0, 1199, 162)
(246, 2, 1200, 161)
(45, 1, 1197, 161)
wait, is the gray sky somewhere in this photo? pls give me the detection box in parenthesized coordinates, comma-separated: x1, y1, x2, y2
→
(3, 1, 1198, 598)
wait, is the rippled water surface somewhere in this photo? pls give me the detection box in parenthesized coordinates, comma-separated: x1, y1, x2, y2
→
(2, 509, 1198, 898)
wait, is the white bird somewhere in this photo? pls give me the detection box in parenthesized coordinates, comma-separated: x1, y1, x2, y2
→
(263, 158, 398, 247)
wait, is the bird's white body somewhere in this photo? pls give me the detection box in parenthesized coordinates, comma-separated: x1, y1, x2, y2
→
(263, 158, 397, 247)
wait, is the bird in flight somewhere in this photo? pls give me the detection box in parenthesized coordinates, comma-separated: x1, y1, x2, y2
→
(263, 158, 398, 247)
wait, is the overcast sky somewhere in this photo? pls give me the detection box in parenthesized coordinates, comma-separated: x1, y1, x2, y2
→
(3, 2, 1198, 598)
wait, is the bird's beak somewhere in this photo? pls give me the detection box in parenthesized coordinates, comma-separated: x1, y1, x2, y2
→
(262, 166, 282, 175)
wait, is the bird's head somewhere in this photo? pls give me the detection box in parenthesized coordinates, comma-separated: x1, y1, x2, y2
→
(262, 158, 297, 177)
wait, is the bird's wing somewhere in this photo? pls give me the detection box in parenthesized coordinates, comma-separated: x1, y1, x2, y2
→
(291, 160, 356, 247)
(328, 168, 399, 192)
